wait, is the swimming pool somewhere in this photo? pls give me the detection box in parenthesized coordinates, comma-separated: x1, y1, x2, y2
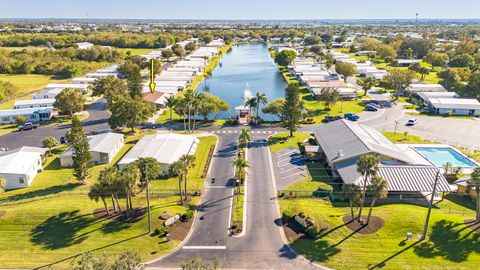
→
(414, 147, 478, 168)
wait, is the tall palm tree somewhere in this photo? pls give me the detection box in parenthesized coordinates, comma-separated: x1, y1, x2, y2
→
(164, 95, 178, 123)
(98, 167, 121, 212)
(183, 89, 200, 132)
(169, 160, 185, 205)
(358, 76, 376, 97)
(366, 175, 388, 224)
(180, 154, 196, 201)
(253, 92, 268, 119)
(238, 128, 251, 147)
(318, 88, 340, 110)
(174, 98, 188, 132)
(245, 97, 257, 116)
(89, 182, 110, 216)
(231, 156, 250, 184)
(356, 154, 379, 220)
(121, 164, 141, 216)
(467, 167, 480, 221)
(340, 184, 362, 221)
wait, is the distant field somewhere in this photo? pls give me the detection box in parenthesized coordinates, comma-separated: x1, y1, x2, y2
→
(0, 74, 67, 109)
(0, 46, 47, 52)
(115, 47, 153, 56)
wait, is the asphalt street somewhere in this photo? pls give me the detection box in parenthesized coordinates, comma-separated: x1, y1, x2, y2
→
(0, 98, 110, 149)
(147, 135, 325, 270)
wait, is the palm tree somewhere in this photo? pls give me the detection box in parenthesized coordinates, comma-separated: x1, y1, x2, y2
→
(174, 98, 188, 132)
(253, 92, 268, 119)
(98, 167, 122, 212)
(231, 156, 250, 184)
(180, 154, 196, 201)
(238, 128, 251, 147)
(169, 160, 185, 205)
(89, 182, 110, 216)
(358, 76, 376, 97)
(0, 177, 5, 193)
(340, 184, 362, 221)
(366, 175, 388, 224)
(356, 154, 379, 220)
(467, 168, 480, 221)
(183, 89, 196, 132)
(318, 88, 341, 110)
(164, 95, 178, 123)
(121, 164, 141, 216)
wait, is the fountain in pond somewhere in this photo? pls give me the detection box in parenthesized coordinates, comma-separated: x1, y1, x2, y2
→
(242, 82, 253, 102)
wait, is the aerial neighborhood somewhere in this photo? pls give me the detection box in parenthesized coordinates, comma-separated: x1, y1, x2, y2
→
(1, 3, 480, 270)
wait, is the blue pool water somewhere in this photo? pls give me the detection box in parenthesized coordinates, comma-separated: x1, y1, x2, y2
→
(414, 147, 478, 168)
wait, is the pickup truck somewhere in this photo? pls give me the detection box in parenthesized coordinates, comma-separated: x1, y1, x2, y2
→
(344, 113, 360, 121)
(18, 122, 38, 131)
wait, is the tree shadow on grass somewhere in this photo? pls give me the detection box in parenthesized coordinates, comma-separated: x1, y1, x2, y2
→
(444, 194, 476, 211)
(0, 183, 80, 204)
(30, 210, 97, 250)
(413, 219, 480, 262)
(289, 236, 341, 262)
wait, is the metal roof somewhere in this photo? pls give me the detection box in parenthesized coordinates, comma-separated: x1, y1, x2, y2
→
(0, 147, 46, 174)
(428, 98, 480, 110)
(88, 132, 124, 153)
(335, 158, 451, 192)
(118, 133, 199, 166)
(312, 120, 413, 165)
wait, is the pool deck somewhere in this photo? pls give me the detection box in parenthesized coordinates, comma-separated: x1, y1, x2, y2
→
(395, 143, 480, 173)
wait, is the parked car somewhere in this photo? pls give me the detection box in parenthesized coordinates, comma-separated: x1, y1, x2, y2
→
(344, 113, 360, 121)
(17, 122, 38, 131)
(60, 137, 68, 144)
(365, 104, 379, 111)
(323, 115, 343, 123)
(406, 118, 418, 126)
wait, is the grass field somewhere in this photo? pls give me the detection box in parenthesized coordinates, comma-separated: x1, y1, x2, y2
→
(280, 196, 479, 270)
(268, 131, 311, 153)
(0, 74, 68, 109)
(114, 48, 153, 56)
(285, 162, 335, 192)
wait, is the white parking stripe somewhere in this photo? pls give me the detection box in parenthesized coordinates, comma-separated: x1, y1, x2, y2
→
(182, 246, 227, 250)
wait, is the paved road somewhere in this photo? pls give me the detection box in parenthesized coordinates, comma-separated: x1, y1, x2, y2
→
(148, 133, 238, 268)
(148, 135, 324, 270)
(0, 99, 110, 149)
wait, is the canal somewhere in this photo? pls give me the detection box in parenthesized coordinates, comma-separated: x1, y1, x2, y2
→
(197, 43, 288, 120)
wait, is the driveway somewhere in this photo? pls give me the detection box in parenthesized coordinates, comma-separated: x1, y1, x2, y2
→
(0, 99, 110, 149)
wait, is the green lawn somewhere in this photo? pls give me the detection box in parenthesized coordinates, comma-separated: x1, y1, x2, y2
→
(232, 186, 244, 229)
(382, 132, 434, 144)
(268, 132, 311, 153)
(0, 124, 17, 136)
(280, 196, 479, 270)
(285, 162, 334, 192)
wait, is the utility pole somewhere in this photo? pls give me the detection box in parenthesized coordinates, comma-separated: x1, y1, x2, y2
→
(393, 120, 399, 137)
(144, 163, 151, 233)
(422, 170, 440, 240)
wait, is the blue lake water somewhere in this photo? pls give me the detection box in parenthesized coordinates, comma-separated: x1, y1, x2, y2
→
(197, 44, 288, 120)
(414, 147, 478, 168)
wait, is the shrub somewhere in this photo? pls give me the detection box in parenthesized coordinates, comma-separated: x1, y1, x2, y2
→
(181, 210, 194, 221)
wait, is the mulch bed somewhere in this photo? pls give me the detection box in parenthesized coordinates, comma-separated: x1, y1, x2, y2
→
(342, 215, 384, 235)
(464, 219, 480, 233)
(169, 218, 193, 240)
(92, 207, 146, 223)
(283, 218, 309, 242)
(0, 211, 5, 218)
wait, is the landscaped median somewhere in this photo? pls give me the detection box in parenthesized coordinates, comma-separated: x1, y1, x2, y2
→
(0, 131, 217, 269)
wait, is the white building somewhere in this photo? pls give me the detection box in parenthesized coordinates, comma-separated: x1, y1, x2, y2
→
(59, 132, 124, 167)
(71, 77, 97, 85)
(117, 133, 199, 174)
(13, 99, 55, 109)
(0, 147, 46, 190)
(409, 84, 447, 93)
(0, 107, 53, 124)
(75, 42, 94, 50)
(427, 98, 480, 116)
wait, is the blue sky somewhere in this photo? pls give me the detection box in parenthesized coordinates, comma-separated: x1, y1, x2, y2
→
(0, 0, 479, 20)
